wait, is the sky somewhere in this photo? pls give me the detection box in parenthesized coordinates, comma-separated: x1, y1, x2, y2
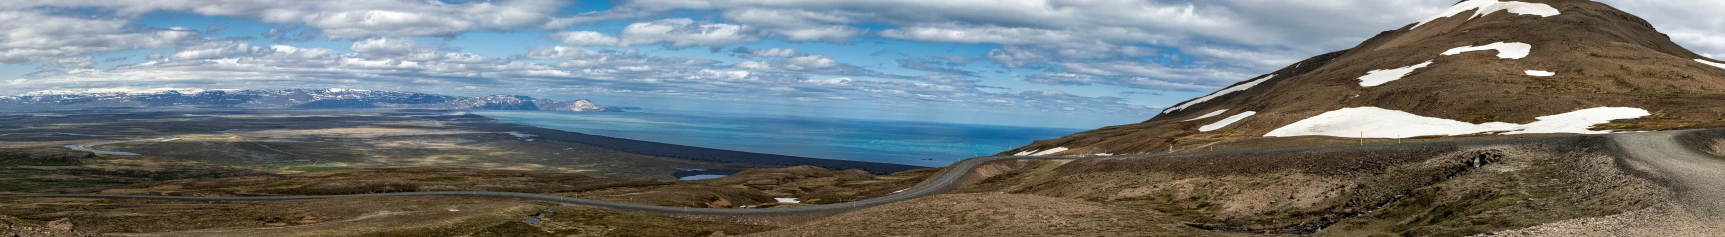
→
(0, 0, 1721, 129)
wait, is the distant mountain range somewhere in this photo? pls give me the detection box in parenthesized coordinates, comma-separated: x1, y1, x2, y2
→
(0, 88, 622, 112)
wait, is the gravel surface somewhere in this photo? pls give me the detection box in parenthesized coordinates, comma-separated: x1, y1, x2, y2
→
(1482, 130, 1725, 236)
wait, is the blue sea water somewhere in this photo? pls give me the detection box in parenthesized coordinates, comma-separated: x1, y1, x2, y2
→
(474, 110, 1087, 167)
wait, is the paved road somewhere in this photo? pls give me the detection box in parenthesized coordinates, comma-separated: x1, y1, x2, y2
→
(1609, 130, 1725, 217)
(4, 131, 1721, 217)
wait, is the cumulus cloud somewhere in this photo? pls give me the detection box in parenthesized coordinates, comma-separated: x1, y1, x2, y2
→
(170, 41, 272, 60)
(0, 10, 199, 67)
(8, 0, 573, 39)
(619, 18, 761, 48)
(1600, 0, 1725, 58)
(720, 8, 863, 42)
(348, 37, 418, 56)
(729, 47, 805, 58)
(551, 31, 622, 46)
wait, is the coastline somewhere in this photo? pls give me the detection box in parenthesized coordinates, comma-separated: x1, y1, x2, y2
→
(452, 113, 930, 174)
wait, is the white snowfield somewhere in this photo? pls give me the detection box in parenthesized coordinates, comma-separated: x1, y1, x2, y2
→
(1698, 59, 1725, 69)
(1199, 111, 1257, 132)
(1359, 61, 1434, 87)
(1265, 107, 1649, 138)
(1441, 42, 1533, 59)
(1183, 109, 1229, 122)
(1162, 75, 1276, 114)
(1414, 0, 1560, 29)
(1014, 147, 1070, 156)
(1525, 70, 1555, 76)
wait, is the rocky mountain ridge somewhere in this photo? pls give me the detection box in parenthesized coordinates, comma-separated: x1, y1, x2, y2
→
(0, 88, 622, 112)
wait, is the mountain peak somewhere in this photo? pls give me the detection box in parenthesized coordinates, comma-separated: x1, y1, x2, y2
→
(1006, 0, 1725, 156)
(1413, 0, 1561, 29)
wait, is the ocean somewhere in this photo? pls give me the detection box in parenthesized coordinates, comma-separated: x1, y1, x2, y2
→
(474, 110, 1087, 167)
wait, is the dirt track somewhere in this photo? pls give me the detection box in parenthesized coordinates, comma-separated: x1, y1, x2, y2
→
(1488, 130, 1725, 236)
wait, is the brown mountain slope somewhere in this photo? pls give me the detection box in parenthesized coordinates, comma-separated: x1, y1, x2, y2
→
(1007, 0, 1725, 156)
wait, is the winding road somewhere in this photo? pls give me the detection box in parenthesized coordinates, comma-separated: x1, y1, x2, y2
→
(1609, 130, 1725, 218)
(4, 130, 1724, 218)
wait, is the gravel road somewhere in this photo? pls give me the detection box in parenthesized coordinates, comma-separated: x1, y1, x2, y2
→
(1486, 130, 1725, 236)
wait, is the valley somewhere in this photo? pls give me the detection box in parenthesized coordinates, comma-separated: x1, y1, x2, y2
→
(6, 0, 1725, 236)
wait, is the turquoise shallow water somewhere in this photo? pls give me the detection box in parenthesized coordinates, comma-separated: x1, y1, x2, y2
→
(474, 110, 1086, 167)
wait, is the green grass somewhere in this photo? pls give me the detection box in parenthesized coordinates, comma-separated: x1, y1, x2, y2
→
(286, 166, 357, 172)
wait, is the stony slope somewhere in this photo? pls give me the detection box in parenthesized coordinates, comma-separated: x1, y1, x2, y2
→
(1008, 0, 1725, 156)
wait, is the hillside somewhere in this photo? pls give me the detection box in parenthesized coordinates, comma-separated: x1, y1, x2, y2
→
(1007, 0, 1725, 156)
(0, 88, 622, 112)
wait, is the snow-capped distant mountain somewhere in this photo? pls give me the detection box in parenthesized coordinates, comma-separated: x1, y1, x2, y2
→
(0, 88, 623, 112)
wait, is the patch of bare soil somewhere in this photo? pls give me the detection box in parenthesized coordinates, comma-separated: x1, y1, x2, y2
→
(570, 166, 940, 208)
(742, 193, 1221, 237)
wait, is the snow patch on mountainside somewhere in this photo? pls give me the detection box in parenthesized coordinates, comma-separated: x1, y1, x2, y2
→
(1359, 61, 1434, 87)
(1183, 109, 1229, 122)
(1199, 111, 1256, 132)
(1015, 147, 1070, 156)
(1698, 59, 1725, 69)
(1415, 0, 1561, 29)
(325, 88, 371, 93)
(1265, 107, 1648, 138)
(1442, 42, 1533, 59)
(1507, 107, 1651, 134)
(1162, 74, 1276, 114)
(1525, 70, 1555, 76)
(1030, 147, 1069, 156)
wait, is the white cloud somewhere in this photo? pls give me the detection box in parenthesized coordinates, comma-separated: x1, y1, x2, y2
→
(8, 0, 570, 39)
(783, 55, 837, 69)
(170, 41, 271, 61)
(619, 18, 760, 48)
(349, 37, 418, 56)
(746, 48, 802, 58)
(0, 10, 199, 67)
(551, 31, 621, 47)
(721, 8, 862, 42)
(1598, 0, 1725, 58)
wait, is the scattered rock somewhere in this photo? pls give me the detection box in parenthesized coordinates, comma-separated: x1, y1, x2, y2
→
(296, 216, 320, 224)
(45, 218, 71, 231)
